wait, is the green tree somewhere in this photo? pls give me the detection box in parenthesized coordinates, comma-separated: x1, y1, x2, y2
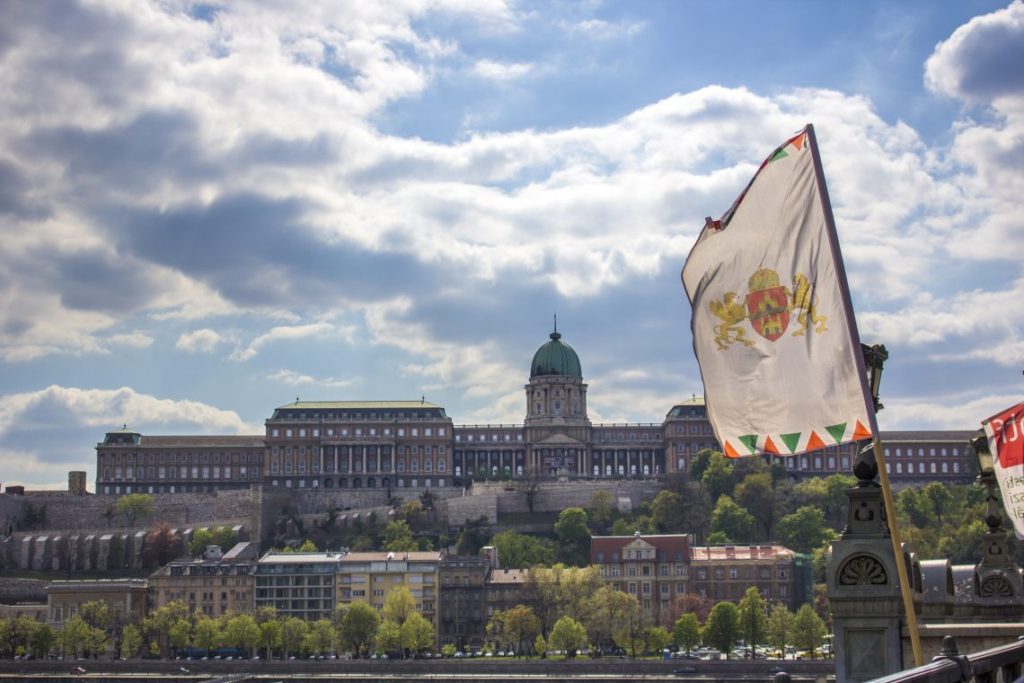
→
(168, 619, 192, 655)
(583, 587, 636, 654)
(702, 452, 737, 501)
(29, 623, 56, 659)
(115, 493, 154, 528)
(734, 472, 775, 539)
(702, 602, 740, 656)
(651, 491, 684, 533)
(647, 626, 671, 656)
(399, 611, 434, 655)
(306, 619, 336, 656)
(690, 449, 716, 482)
(223, 614, 261, 657)
(490, 530, 557, 568)
(610, 593, 647, 658)
(60, 616, 93, 659)
(144, 600, 188, 657)
(766, 604, 792, 658)
(280, 617, 308, 659)
(548, 616, 588, 658)
(737, 587, 768, 657)
(193, 615, 220, 656)
(710, 495, 755, 543)
(339, 601, 380, 658)
(791, 604, 825, 659)
(189, 528, 215, 557)
(554, 507, 591, 566)
(382, 586, 416, 625)
(672, 613, 701, 655)
(119, 624, 142, 660)
(383, 519, 419, 553)
(775, 506, 837, 554)
(500, 604, 541, 657)
(586, 490, 617, 533)
(259, 619, 282, 660)
(376, 620, 402, 657)
(534, 633, 547, 658)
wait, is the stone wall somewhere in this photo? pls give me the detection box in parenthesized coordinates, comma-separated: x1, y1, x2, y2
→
(470, 479, 662, 515)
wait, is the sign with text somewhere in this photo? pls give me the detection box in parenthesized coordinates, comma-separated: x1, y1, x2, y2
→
(984, 401, 1024, 539)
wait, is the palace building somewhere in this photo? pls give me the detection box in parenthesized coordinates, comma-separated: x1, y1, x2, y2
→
(94, 329, 976, 495)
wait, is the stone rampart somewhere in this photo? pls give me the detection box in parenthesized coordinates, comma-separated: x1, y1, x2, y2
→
(470, 479, 662, 515)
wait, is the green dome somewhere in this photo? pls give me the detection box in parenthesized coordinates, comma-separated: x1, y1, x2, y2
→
(530, 332, 582, 379)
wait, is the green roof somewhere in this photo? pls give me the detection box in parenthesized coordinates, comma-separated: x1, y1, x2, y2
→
(276, 400, 443, 410)
(530, 332, 582, 379)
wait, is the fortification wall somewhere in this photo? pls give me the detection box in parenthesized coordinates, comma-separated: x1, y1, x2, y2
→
(469, 479, 661, 515)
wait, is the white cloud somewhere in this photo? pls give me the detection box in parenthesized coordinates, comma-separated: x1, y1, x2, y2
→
(107, 331, 154, 349)
(471, 59, 534, 81)
(229, 322, 350, 362)
(176, 328, 226, 353)
(267, 368, 358, 390)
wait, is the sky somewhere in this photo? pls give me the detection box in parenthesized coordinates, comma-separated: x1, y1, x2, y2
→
(1, 0, 1023, 490)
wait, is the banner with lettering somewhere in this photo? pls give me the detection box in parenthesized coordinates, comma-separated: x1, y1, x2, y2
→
(983, 401, 1024, 539)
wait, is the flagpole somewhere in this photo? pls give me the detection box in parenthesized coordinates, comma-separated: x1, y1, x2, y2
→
(805, 124, 924, 668)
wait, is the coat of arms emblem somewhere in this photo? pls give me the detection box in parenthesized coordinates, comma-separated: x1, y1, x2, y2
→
(709, 268, 827, 350)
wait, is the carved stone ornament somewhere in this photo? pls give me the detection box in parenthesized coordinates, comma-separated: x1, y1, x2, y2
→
(839, 555, 888, 586)
(980, 575, 1014, 598)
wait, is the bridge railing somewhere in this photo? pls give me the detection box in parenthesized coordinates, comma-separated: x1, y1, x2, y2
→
(866, 636, 1024, 683)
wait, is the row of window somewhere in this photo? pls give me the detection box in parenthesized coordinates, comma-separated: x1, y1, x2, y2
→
(100, 452, 261, 465)
(103, 465, 259, 481)
(270, 426, 448, 438)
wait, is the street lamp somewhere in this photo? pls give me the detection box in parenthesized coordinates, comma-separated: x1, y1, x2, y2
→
(969, 432, 1003, 533)
(860, 344, 888, 414)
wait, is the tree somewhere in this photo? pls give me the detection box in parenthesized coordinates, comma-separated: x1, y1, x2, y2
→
(524, 565, 603, 637)
(383, 586, 416, 626)
(189, 528, 215, 557)
(375, 620, 402, 657)
(586, 490, 616, 533)
(295, 538, 318, 552)
(280, 617, 308, 659)
(702, 452, 737, 501)
(734, 473, 775, 539)
(399, 611, 434, 656)
(791, 604, 825, 659)
(142, 522, 185, 568)
(500, 605, 541, 657)
(168, 619, 192, 656)
(193, 615, 220, 656)
(775, 506, 837, 554)
(690, 449, 715, 482)
(534, 633, 547, 658)
(647, 626, 671, 656)
(766, 604, 793, 658)
(702, 601, 740, 656)
(737, 587, 768, 657)
(454, 516, 492, 557)
(610, 594, 647, 658)
(490, 530, 557, 569)
(583, 587, 636, 654)
(119, 624, 142, 660)
(115, 493, 155, 528)
(306, 619, 336, 656)
(672, 593, 714, 624)
(60, 617, 94, 659)
(29, 623, 56, 659)
(650, 491, 685, 533)
(554, 507, 591, 566)
(710, 495, 755, 543)
(548, 616, 588, 658)
(259, 619, 282, 660)
(672, 613, 701, 655)
(383, 519, 419, 553)
(339, 601, 380, 658)
(223, 614, 261, 657)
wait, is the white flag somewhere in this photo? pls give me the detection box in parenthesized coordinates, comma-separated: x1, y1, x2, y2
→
(983, 401, 1024, 539)
(681, 126, 873, 457)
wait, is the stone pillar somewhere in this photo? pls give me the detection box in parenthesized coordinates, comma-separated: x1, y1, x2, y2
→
(828, 445, 920, 682)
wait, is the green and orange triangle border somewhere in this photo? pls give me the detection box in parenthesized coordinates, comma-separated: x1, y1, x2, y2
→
(722, 418, 872, 457)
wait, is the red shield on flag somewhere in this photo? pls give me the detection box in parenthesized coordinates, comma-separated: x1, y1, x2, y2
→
(986, 402, 1024, 469)
(746, 286, 790, 341)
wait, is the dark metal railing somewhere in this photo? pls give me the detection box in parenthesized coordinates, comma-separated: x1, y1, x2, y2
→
(865, 636, 1024, 683)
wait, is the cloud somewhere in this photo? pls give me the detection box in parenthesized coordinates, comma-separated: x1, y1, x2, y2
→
(267, 368, 358, 390)
(924, 2, 1024, 103)
(176, 328, 227, 353)
(471, 59, 534, 81)
(107, 331, 154, 349)
(229, 322, 348, 362)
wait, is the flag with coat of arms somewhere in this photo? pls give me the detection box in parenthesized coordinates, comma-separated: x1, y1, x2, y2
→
(681, 125, 874, 457)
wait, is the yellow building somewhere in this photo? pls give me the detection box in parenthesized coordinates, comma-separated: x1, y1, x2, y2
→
(148, 542, 258, 617)
(337, 551, 441, 633)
